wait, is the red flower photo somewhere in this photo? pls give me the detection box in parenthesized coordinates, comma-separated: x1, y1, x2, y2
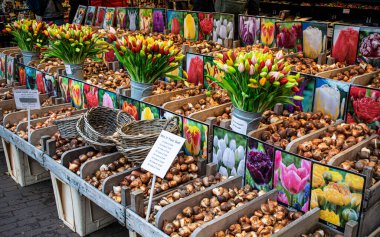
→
(198, 12, 213, 40)
(348, 86, 380, 135)
(83, 83, 99, 108)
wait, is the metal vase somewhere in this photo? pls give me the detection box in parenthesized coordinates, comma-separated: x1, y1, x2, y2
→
(130, 81, 153, 100)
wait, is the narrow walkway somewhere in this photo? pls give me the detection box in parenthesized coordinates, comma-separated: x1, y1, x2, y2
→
(0, 152, 129, 237)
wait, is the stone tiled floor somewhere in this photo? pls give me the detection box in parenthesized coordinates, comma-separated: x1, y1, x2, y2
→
(0, 152, 129, 237)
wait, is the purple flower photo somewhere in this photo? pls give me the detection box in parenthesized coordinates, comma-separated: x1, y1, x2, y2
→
(239, 15, 260, 46)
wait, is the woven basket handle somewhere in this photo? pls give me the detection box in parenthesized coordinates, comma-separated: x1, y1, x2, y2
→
(163, 116, 179, 131)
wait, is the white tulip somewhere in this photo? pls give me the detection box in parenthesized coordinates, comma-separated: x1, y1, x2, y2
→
(231, 167, 237, 177)
(237, 160, 245, 177)
(219, 25, 227, 39)
(212, 150, 218, 164)
(224, 134, 229, 145)
(223, 148, 235, 169)
(213, 136, 219, 148)
(219, 166, 228, 177)
(223, 19, 228, 26)
(229, 139, 236, 151)
(218, 139, 226, 154)
(216, 149, 223, 164)
(236, 146, 245, 161)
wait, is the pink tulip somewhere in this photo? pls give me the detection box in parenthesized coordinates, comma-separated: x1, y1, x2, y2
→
(249, 64, 255, 75)
(275, 50, 283, 60)
(280, 162, 309, 194)
(273, 150, 282, 187)
(277, 192, 288, 205)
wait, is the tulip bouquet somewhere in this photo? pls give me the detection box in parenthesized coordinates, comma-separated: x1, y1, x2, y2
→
(4, 19, 48, 53)
(43, 24, 109, 64)
(110, 34, 184, 83)
(209, 50, 303, 113)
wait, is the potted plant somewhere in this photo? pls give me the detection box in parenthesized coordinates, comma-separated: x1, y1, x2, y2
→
(43, 24, 109, 80)
(110, 34, 184, 100)
(208, 49, 303, 134)
(4, 19, 48, 65)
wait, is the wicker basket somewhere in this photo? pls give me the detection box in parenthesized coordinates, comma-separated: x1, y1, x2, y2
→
(76, 115, 116, 152)
(114, 117, 180, 162)
(54, 115, 81, 139)
(83, 107, 134, 143)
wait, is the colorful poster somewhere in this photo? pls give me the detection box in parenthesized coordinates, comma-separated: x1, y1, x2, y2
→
(95, 7, 107, 27)
(245, 138, 274, 191)
(139, 8, 153, 32)
(43, 74, 57, 97)
(260, 17, 276, 47)
(116, 7, 127, 28)
(0, 53, 5, 80)
(239, 15, 260, 46)
(198, 12, 213, 40)
(126, 8, 139, 31)
(73, 5, 87, 24)
(313, 78, 349, 120)
(140, 102, 160, 120)
(152, 8, 166, 33)
(212, 126, 247, 177)
(311, 163, 365, 231)
(332, 25, 360, 65)
(18, 63, 26, 86)
(84, 6, 96, 26)
(25, 66, 36, 90)
(35, 71, 46, 94)
(274, 150, 312, 212)
(99, 89, 117, 109)
(167, 10, 184, 36)
(276, 21, 302, 52)
(302, 22, 328, 59)
(69, 79, 84, 109)
(347, 86, 380, 135)
(213, 13, 234, 44)
(357, 27, 380, 67)
(186, 53, 204, 86)
(286, 73, 315, 113)
(183, 118, 208, 160)
(183, 12, 199, 41)
(59, 77, 71, 103)
(161, 109, 183, 135)
(120, 96, 140, 120)
(6, 56, 14, 83)
(83, 83, 99, 108)
(204, 56, 222, 89)
(104, 8, 116, 29)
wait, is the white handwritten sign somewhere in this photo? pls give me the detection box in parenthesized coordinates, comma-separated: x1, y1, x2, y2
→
(13, 89, 40, 110)
(142, 130, 185, 179)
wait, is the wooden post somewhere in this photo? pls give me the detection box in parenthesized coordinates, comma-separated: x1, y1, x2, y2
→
(197, 159, 207, 176)
(327, 56, 336, 65)
(233, 40, 240, 49)
(274, 103, 284, 115)
(206, 163, 217, 176)
(129, 190, 144, 237)
(54, 97, 64, 105)
(121, 187, 131, 207)
(363, 166, 374, 190)
(40, 135, 52, 152)
(220, 119, 231, 129)
(345, 220, 359, 237)
(46, 138, 56, 157)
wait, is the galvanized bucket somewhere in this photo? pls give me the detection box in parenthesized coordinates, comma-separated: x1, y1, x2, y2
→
(130, 80, 153, 100)
(22, 51, 39, 66)
(231, 107, 262, 134)
(65, 63, 84, 80)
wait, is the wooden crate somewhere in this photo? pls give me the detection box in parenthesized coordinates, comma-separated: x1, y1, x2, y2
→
(0, 85, 25, 94)
(1, 126, 56, 186)
(142, 88, 194, 107)
(359, 200, 380, 237)
(79, 152, 125, 179)
(191, 190, 320, 237)
(315, 65, 355, 81)
(368, 225, 380, 237)
(162, 94, 206, 112)
(50, 172, 116, 237)
(297, 221, 358, 237)
(189, 102, 232, 129)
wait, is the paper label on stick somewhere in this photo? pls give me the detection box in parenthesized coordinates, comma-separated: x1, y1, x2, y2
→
(13, 89, 40, 110)
(230, 116, 248, 135)
(65, 64, 72, 75)
(142, 130, 185, 179)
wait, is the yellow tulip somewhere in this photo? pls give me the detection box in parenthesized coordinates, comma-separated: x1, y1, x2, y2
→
(141, 107, 154, 120)
(324, 182, 351, 206)
(184, 14, 196, 40)
(345, 173, 364, 191)
(320, 209, 340, 226)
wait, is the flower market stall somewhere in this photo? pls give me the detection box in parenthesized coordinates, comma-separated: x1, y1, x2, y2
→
(0, 4, 380, 237)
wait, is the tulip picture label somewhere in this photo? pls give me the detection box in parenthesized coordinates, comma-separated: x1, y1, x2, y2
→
(142, 130, 186, 179)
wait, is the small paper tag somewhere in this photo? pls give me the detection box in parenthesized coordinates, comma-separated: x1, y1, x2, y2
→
(142, 130, 185, 179)
(231, 116, 248, 135)
(343, 9, 350, 14)
(65, 64, 72, 75)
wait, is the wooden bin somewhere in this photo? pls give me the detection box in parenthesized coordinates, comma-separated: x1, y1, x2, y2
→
(1, 126, 56, 187)
(191, 191, 320, 237)
(50, 172, 116, 237)
(189, 102, 232, 130)
(368, 225, 380, 237)
(142, 88, 195, 107)
(162, 94, 206, 112)
(358, 200, 380, 236)
(296, 221, 359, 237)
(315, 66, 355, 81)
(351, 71, 380, 87)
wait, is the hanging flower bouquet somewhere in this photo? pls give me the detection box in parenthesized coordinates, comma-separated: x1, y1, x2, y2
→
(208, 50, 303, 113)
(4, 19, 48, 53)
(43, 24, 109, 64)
(110, 34, 184, 83)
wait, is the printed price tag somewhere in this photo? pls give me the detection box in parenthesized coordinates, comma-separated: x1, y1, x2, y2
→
(13, 89, 40, 110)
(142, 130, 185, 179)
(231, 116, 248, 135)
(343, 9, 350, 14)
(65, 64, 72, 75)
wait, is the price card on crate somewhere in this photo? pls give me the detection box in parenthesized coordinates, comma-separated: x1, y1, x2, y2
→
(13, 89, 40, 110)
(142, 130, 185, 179)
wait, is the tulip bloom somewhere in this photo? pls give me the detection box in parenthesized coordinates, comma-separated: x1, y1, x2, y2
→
(280, 160, 310, 194)
(184, 123, 201, 156)
(247, 150, 273, 186)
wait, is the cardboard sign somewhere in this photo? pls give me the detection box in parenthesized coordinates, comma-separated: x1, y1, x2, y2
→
(14, 89, 40, 110)
(142, 130, 185, 178)
(231, 116, 248, 135)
